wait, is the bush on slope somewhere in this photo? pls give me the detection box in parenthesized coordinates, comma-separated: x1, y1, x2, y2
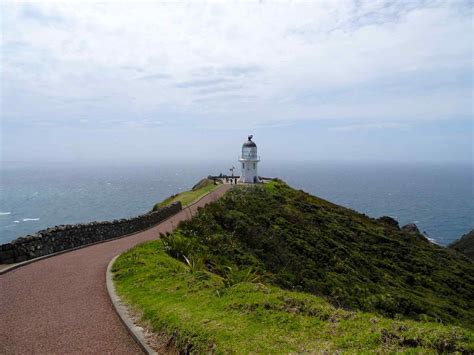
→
(449, 230, 474, 261)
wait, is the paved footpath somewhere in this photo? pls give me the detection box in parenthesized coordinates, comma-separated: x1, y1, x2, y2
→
(0, 185, 231, 354)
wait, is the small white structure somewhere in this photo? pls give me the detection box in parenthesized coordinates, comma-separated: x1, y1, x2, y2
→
(238, 135, 260, 183)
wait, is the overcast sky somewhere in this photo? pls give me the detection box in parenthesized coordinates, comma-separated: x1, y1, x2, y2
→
(1, 0, 472, 164)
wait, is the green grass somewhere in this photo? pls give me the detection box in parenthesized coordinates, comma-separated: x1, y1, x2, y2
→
(113, 241, 474, 353)
(152, 178, 220, 210)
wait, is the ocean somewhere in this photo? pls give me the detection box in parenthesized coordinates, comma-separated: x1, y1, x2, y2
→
(0, 161, 472, 246)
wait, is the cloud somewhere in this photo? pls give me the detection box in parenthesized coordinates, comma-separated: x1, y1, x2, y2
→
(121, 118, 164, 129)
(175, 78, 232, 89)
(328, 122, 410, 132)
(136, 73, 169, 81)
(219, 65, 262, 77)
(21, 3, 65, 24)
(120, 65, 145, 72)
(56, 95, 110, 103)
(1, 0, 472, 132)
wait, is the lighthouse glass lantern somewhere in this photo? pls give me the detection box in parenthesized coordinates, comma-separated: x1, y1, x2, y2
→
(238, 135, 260, 183)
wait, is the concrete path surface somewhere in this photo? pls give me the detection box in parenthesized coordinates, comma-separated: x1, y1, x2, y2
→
(0, 185, 231, 354)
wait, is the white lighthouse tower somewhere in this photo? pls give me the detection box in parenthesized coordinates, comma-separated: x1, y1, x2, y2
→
(238, 135, 260, 183)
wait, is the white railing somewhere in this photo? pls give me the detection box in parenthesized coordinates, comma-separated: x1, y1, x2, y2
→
(238, 155, 260, 161)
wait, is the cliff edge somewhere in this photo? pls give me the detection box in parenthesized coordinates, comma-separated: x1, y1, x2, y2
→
(449, 229, 474, 261)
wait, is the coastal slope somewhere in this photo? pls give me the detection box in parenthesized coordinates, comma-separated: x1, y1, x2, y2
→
(113, 180, 473, 352)
(170, 180, 473, 327)
(449, 230, 474, 261)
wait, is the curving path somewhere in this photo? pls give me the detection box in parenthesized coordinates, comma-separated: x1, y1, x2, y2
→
(0, 185, 231, 354)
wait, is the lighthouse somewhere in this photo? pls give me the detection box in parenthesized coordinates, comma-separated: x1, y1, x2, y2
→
(238, 135, 260, 183)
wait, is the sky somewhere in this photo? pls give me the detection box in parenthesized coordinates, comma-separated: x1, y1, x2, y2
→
(1, 0, 472, 164)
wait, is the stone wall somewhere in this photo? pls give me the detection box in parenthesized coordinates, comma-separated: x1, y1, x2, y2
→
(0, 202, 182, 264)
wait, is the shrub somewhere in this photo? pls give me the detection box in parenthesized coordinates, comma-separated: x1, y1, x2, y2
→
(161, 232, 200, 262)
(222, 266, 262, 289)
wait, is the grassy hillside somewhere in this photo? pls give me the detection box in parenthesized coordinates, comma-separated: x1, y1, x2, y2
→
(114, 180, 474, 352)
(152, 178, 219, 210)
(449, 230, 474, 261)
(113, 241, 473, 353)
(164, 180, 474, 328)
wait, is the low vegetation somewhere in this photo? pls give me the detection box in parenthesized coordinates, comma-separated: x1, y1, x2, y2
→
(113, 241, 474, 353)
(152, 178, 219, 210)
(114, 180, 474, 352)
(167, 180, 474, 328)
(449, 230, 474, 261)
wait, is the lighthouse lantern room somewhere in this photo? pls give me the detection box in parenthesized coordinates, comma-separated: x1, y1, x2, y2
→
(238, 135, 260, 183)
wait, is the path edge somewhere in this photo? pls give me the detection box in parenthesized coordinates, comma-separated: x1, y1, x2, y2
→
(104, 185, 228, 355)
(0, 219, 174, 276)
(106, 255, 156, 355)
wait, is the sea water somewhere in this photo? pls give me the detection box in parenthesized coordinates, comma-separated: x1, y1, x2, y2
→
(0, 161, 472, 246)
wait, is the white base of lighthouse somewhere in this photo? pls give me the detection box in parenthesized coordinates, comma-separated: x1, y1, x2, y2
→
(238, 159, 260, 183)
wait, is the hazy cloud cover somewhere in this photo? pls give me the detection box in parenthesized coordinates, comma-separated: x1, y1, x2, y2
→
(1, 0, 472, 163)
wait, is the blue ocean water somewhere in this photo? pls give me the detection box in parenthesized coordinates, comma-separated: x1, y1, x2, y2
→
(0, 161, 472, 246)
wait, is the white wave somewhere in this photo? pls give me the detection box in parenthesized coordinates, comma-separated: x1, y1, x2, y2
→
(13, 220, 20, 223)
(427, 237, 440, 245)
(0, 212, 11, 215)
(22, 218, 40, 222)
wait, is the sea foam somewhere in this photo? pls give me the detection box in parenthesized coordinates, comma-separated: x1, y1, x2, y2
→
(22, 218, 40, 222)
(0, 212, 11, 215)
